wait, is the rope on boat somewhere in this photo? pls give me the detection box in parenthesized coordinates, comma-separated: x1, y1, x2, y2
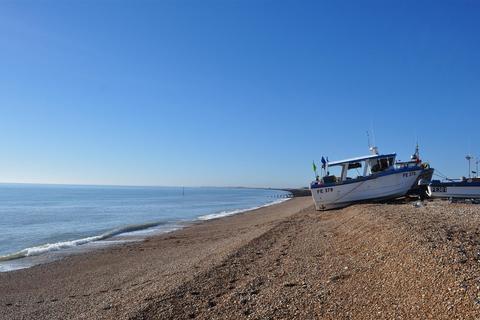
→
(433, 169, 458, 181)
(331, 179, 368, 204)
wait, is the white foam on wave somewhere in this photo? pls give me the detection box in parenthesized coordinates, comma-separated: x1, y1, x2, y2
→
(197, 197, 291, 221)
(0, 221, 171, 263)
(115, 224, 181, 238)
(0, 235, 103, 262)
(0, 263, 24, 272)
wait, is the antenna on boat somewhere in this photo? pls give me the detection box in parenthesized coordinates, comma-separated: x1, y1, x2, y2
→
(366, 130, 378, 155)
(466, 155, 472, 178)
(472, 157, 480, 178)
(371, 121, 376, 147)
(476, 157, 479, 178)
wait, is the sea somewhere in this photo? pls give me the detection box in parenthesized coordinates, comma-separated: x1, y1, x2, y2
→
(0, 184, 291, 272)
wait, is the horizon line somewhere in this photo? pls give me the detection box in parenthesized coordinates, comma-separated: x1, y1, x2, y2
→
(0, 181, 302, 190)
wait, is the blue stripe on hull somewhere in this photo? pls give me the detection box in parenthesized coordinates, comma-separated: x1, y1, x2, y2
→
(429, 181, 480, 187)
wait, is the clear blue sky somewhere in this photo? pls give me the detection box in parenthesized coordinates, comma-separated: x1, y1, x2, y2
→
(0, 0, 479, 188)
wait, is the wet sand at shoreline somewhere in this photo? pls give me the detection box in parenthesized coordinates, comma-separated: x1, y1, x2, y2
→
(2, 197, 480, 319)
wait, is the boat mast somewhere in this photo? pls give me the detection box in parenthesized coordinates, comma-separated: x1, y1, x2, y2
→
(411, 143, 420, 162)
(366, 130, 378, 155)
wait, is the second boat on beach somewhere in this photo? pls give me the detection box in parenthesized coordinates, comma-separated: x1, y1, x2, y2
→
(427, 178, 480, 199)
(426, 155, 480, 200)
(310, 147, 433, 210)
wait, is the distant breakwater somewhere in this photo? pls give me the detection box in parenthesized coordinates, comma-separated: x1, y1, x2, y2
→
(280, 188, 312, 197)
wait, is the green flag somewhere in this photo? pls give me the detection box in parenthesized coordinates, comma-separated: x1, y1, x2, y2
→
(312, 161, 317, 172)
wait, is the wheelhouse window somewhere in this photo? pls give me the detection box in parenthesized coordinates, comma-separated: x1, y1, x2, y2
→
(345, 162, 363, 180)
(323, 166, 342, 184)
(388, 157, 394, 167)
(371, 157, 393, 173)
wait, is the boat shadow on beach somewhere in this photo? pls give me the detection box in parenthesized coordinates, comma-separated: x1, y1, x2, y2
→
(355, 196, 480, 209)
(326, 196, 434, 210)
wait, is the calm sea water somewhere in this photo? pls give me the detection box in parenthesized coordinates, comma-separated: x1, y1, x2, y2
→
(0, 184, 290, 271)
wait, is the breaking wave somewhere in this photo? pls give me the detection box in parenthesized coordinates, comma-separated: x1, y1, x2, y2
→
(197, 197, 291, 221)
(0, 221, 168, 262)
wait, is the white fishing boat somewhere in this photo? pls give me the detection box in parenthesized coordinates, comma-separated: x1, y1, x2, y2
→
(427, 178, 480, 199)
(310, 147, 430, 210)
(426, 155, 480, 199)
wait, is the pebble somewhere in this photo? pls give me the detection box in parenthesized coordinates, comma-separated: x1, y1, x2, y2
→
(207, 300, 216, 308)
(283, 282, 297, 287)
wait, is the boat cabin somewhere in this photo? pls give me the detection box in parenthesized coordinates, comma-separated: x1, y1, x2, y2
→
(396, 145, 422, 169)
(320, 153, 397, 185)
(396, 160, 420, 168)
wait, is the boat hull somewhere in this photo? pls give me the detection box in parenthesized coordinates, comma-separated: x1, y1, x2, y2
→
(406, 168, 434, 198)
(310, 168, 423, 210)
(427, 181, 480, 199)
